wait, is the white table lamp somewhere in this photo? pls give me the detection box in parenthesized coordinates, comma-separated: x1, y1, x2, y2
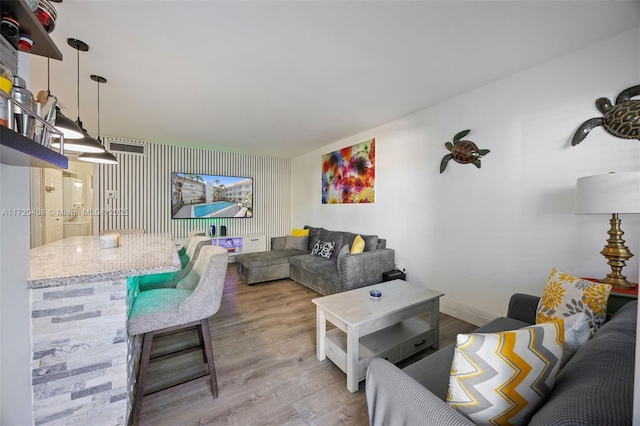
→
(575, 171, 640, 289)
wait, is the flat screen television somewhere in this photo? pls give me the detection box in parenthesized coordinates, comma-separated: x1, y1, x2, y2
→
(171, 172, 253, 219)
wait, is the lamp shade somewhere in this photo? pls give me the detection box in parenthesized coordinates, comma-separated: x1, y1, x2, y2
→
(575, 172, 640, 214)
(78, 148, 118, 164)
(53, 106, 83, 139)
(51, 128, 105, 153)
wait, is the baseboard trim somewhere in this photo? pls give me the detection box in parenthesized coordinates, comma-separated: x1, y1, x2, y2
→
(440, 301, 496, 327)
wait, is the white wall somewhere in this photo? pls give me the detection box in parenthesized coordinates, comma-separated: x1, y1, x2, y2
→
(292, 28, 640, 324)
(0, 165, 33, 425)
(0, 54, 34, 425)
(0, 51, 35, 424)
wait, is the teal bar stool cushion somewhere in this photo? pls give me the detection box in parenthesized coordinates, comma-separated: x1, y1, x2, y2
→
(137, 253, 189, 290)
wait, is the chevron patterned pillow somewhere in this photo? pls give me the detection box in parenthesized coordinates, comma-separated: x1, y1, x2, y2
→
(447, 321, 564, 425)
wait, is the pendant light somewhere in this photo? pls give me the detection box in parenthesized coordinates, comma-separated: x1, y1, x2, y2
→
(78, 75, 118, 164)
(51, 38, 104, 153)
(46, 58, 84, 139)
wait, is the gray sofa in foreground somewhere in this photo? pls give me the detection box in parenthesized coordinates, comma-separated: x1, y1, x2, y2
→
(366, 293, 637, 426)
(235, 226, 395, 295)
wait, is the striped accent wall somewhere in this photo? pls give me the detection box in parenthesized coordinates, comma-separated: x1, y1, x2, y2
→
(98, 138, 291, 241)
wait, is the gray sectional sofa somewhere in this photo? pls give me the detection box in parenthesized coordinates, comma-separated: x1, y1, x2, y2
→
(366, 293, 637, 426)
(235, 226, 395, 295)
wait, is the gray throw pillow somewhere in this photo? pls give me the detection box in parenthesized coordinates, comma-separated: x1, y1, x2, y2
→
(284, 235, 308, 251)
(336, 244, 349, 266)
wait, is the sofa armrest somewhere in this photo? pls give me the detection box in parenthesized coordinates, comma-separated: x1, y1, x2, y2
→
(507, 293, 540, 325)
(338, 249, 395, 292)
(366, 358, 475, 426)
(271, 236, 286, 251)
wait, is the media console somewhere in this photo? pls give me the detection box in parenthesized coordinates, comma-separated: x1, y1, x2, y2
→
(211, 234, 266, 262)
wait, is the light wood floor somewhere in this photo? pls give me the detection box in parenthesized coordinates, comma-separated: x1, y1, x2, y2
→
(138, 267, 476, 426)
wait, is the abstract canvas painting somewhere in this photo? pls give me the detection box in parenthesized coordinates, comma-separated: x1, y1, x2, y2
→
(322, 138, 375, 204)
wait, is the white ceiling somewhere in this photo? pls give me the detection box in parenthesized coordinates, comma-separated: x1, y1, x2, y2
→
(28, 0, 640, 159)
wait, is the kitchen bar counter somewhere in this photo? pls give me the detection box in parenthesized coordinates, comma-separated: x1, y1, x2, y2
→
(28, 233, 180, 288)
(27, 233, 180, 425)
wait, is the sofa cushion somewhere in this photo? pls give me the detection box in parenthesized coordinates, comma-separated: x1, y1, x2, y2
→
(447, 321, 564, 425)
(290, 254, 339, 282)
(361, 234, 379, 251)
(235, 250, 303, 268)
(529, 301, 637, 426)
(342, 232, 358, 250)
(535, 267, 611, 334)
(305, 226, 324, 251)
(319, 229, 344, 259)
(284, 235, 308, 251)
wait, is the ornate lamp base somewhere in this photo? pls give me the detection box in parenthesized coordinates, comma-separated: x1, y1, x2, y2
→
(599, 214, 635, 289)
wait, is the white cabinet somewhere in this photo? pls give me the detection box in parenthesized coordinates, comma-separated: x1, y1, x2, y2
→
(63, 221, 91, 238)
(211, 235, 265, 262)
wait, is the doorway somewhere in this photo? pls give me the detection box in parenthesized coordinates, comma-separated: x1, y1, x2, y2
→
(30, 159, 97, 248)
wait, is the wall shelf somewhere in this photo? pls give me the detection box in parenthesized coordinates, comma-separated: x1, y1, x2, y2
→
(0, 0, 63, 60)
(0, 126, 67, 169)
(0, 0, 66, 169)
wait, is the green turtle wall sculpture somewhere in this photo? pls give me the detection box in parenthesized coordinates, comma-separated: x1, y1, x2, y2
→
(440, 129, 490, 173)
(572, 85, 640, 146)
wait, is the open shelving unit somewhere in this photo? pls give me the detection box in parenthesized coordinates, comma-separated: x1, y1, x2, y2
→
(0, 126, 67, 168)
(324, 317, 435, 381)
(0, 0, 67, 169)
(0, 0, 62, 59)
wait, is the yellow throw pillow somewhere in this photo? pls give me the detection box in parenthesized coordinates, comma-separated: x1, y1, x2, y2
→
(447, 321, 564, 425)
(535, 267, 611, 334)
(292, 228, 310, 237)
(350, 235, 365, 254)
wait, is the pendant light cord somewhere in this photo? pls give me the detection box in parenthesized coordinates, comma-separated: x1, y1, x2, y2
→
(76, 47, 80, 121)
(96, 78, 101, 142)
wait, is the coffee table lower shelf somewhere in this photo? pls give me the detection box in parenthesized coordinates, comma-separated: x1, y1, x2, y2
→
(324, 317, 435, 381)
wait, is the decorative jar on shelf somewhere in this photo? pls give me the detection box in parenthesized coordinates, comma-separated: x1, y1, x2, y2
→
(33, 0, 57, 33)
(11, 75, 37, 139)
(0, 62, 14, 127)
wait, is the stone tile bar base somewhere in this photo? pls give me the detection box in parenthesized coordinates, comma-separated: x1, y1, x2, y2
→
(27, 234, 179, 424)
(30, 278, 139, 426)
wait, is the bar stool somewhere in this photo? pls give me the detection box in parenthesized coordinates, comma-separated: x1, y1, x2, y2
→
(128, 245, 228, 426)
(137, 236, 212, 291)
(177, 230, 206, 257)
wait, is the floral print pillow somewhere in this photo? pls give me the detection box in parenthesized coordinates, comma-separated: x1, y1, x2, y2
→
(536, 268, 612, 334)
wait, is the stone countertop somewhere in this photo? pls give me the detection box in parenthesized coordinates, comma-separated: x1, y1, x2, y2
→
(28, 233, 181, 288)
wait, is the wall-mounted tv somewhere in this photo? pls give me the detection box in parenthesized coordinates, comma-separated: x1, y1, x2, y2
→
(171, 172, 253, 219)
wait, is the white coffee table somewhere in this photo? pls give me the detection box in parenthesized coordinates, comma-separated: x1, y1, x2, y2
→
(312, 279, 444, 392)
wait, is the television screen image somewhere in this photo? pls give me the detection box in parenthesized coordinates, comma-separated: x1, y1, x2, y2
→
(171, 172, 253, 219)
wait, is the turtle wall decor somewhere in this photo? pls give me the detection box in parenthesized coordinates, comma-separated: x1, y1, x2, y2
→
(440, 129, 490, 173)
(572, 85, 640, 146)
